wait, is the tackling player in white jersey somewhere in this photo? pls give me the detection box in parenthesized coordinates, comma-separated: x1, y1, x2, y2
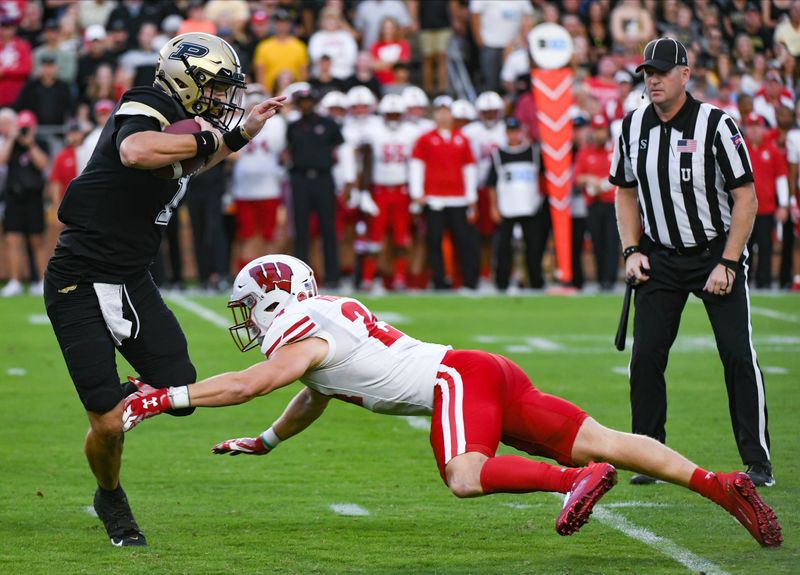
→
(122, 255, 781, 547)
(359, 94, 419, 291)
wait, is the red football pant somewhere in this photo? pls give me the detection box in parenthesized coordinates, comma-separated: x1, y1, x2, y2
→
(235, 198, 280, 241)
(430, 350, 588, 484)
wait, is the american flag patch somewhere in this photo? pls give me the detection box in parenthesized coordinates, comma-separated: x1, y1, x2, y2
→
(731, 133, 742, 149)
(676, 139, 697, 153)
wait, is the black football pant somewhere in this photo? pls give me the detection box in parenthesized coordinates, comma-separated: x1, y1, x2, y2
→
(424, 206, 478, 289)
(587, 202, 620, 288)
(748, 214, 774, 288)
(290, 172, 339, 287)
(630, 238, 771, 466)
(44, 271, 196, 415)
(495, 210, 549, 290)
(778, 218, 794, 288)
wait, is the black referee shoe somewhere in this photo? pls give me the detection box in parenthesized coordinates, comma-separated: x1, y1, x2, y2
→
(93, 486, 147, 547)
(746, 462, 775, 487)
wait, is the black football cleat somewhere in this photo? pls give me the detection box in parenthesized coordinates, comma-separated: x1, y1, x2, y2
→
(93, 486, 148, 547)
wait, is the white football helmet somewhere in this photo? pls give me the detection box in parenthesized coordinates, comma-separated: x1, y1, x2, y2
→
(228, 255, 318, 352)
(319, 90, 348, 114)
(346, 85, 377, 109)
(378, 93, 407, 115)
(402, 86, 429, 109)
(475, 90, 504, 112)
(451, 99, 476, 121)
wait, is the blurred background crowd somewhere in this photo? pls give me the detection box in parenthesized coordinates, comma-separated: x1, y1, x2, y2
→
(1, 0, 800, 296)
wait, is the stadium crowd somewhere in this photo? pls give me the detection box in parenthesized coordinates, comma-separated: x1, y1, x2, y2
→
(2, 0, 800, 296)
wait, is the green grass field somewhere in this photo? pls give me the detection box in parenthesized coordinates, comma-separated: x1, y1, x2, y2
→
(1, 292, 797, 574)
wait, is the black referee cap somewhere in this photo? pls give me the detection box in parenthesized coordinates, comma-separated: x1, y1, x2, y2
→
(636, 38, 688, 73)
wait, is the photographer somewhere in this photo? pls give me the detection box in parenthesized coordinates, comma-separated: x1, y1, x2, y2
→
(1, 110, 50, 296)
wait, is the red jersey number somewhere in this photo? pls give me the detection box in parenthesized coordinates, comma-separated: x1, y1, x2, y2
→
(340, 300, 404, 348)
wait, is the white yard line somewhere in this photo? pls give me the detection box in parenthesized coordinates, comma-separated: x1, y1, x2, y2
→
(592, 506, 730, 575)
(165, 293, 230, 328)
(402, 416, 430, 431)
(543, 494, 730, 575)
(329, 503, 370, 516)
(749, 306, 799, 323)
(6, 368, 27, 376)
(27, 314, 50, 325)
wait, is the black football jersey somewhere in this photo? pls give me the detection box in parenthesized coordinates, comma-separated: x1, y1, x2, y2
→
(50, 86, 190, 283)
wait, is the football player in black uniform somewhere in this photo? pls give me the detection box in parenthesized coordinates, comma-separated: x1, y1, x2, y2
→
(43, 32, 285, 547)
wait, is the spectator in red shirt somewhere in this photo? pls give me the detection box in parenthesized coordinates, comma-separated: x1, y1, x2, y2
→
(370, 17, 411, 85)
(744, 112, 790, 289)
(574, 114, 618, 291)
(585, 56, 619, 112)
(753, 69, 794, 127)
(0, 15, 32, 107)
(410, 95, 478, 290)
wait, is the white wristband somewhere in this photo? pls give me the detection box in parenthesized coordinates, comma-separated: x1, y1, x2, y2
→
(167, 386, 191, 409)
(259, 427, 282, 450)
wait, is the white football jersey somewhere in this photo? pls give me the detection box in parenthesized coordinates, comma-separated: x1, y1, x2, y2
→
(260, 296, 449, 415)
(232, 114, 287, 200)
(461, 121, 507, 187)
(365, 121, 418, 185)
(343, 114, 382, 147)
(407, 117, 435, 140)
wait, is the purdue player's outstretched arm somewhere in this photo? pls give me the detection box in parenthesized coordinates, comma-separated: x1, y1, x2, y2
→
(195, 96, 286, 174)
(122, 337, 328, 431)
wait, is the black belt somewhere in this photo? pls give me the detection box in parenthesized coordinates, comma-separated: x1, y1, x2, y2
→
(291, 168, 329, 179)
(642, 234, 724, 256)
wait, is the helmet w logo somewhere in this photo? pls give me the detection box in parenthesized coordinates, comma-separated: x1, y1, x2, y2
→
(250, 262, 293, 294)
(169, 42, 210, 61)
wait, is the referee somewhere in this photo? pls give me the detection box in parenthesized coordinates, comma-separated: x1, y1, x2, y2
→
(610, 38, 773, 487)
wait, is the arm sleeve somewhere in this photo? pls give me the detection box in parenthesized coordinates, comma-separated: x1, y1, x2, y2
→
(409, 158, 425, 200)
(777, 175, 790, 207)
(338, 142, 357, 184)
(463, 163, 478, 203)
(331, 121, 345, 147)
(715, 115, 754, 190)
(261, 310, 321, 359)
(114, 115, 162, 152)
(608, 128, 637, 187)
(486, 150, 499, 188)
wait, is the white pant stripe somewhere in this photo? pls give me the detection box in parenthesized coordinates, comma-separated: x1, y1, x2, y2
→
(742, 251, 770, 461)
(436, 377, 452, 462)
(436, 364, 466, 464)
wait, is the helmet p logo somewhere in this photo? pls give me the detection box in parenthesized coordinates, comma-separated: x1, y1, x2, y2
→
(169, 42, 210, 61)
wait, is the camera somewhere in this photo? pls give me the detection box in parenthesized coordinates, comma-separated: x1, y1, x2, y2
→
(19, 126, 30, 137)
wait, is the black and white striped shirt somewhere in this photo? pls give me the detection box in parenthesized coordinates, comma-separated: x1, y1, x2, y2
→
(609, 92, 754, 249)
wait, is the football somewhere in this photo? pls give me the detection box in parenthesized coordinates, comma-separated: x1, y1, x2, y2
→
(151, 118, 206, 179)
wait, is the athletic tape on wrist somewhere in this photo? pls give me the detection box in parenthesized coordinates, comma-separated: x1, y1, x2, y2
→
(259, 427, 282, 450)
(167, 386, 191, 409)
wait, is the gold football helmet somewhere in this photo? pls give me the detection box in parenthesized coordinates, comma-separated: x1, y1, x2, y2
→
(154, 32, 246, 131)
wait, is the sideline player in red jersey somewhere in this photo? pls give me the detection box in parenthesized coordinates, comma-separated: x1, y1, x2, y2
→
(123, 255, 782, 546)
